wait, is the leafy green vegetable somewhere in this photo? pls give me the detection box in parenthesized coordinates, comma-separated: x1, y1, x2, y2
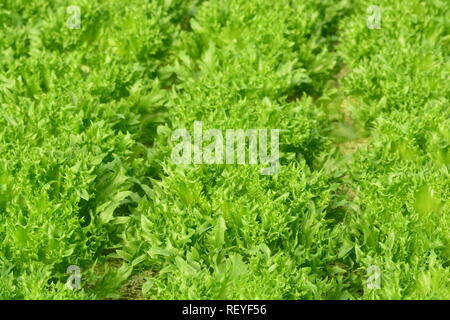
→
(0, 0, 448, 299)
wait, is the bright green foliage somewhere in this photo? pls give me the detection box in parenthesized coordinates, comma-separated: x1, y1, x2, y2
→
(0, 0, 448, 299)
